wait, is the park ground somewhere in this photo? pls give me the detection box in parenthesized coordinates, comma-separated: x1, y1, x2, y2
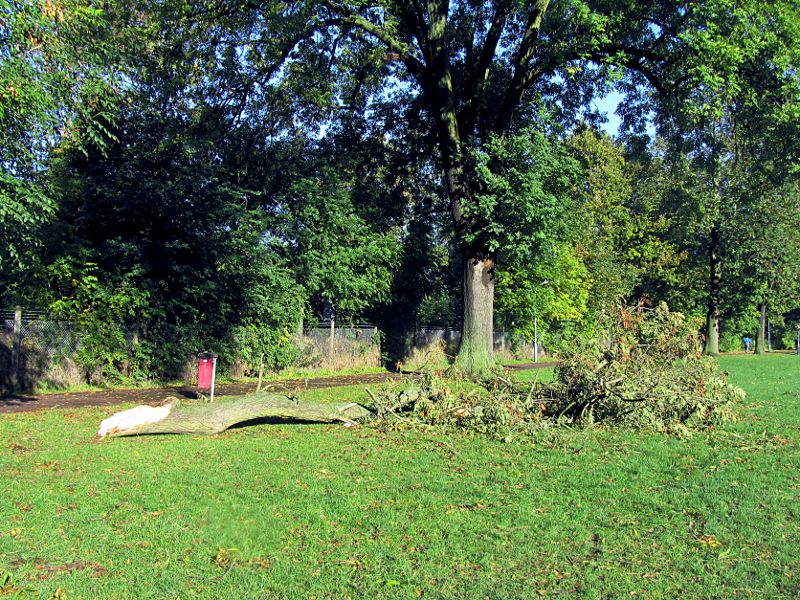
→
(0, 363, 555, 414)
(0, 355, 798, 598)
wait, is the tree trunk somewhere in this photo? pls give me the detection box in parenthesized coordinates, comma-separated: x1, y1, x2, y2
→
(755, 299, 767, 355)
(704, 227, 721, 356)
(705, 310, 720, 356)
(99, 394, 371, 437)
(453, 253, 495, 376)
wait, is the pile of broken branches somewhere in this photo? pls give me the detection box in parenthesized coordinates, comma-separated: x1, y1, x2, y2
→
(366, 303, 743, 439)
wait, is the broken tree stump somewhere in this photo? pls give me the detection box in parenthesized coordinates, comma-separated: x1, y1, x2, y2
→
(98, 393, 372, 437)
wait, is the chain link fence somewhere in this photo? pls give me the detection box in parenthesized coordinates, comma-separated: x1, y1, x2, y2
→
(1, 308, 541, 394)
(1, 309, 82, 357)
(0, 311, 385, 392)
(295, 322, 382, 370)
(1, 308, 84, 393)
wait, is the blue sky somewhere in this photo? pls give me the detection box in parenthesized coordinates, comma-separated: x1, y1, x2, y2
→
(593, 91, 624, 137)
(592, 90, 658, 140)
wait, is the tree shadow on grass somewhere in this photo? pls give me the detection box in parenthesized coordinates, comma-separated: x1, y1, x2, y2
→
(226, 416, 335, 430)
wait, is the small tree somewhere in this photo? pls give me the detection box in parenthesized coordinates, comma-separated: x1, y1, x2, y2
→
(280, 169, 401, 324)
(467, 126, 581, 371)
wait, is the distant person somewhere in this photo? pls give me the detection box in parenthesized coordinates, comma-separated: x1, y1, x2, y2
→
(743, 337, 753, 353)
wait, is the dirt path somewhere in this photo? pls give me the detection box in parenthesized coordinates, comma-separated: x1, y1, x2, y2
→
(0, 363, 557, 414)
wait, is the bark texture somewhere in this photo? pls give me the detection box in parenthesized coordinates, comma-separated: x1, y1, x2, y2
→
(102, 394, 371, 437)
(454, 254, 495, 375)
(705, 311, 720, 356)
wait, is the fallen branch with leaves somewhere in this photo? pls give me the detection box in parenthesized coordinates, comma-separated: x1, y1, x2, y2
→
(98, 393, 371, 437)
(365, 303, 744, 439)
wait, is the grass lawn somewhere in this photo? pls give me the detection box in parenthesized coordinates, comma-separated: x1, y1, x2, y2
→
(510, 365, 554, 383)
(1, 355, 798, 598)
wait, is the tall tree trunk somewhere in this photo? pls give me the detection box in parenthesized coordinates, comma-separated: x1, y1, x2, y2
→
(454, 253, 495, 375)
(755, 299, 767, 355)
(421, 11, 506, 377)
(704, 227, 721, 356)
(430, 67, 497, 377)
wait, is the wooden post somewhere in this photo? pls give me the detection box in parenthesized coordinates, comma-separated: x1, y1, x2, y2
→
(11, 306, 21, 389)
(256, 353, 265, 393)
(210, 357, 217, 402)
(329, 317, 335, 358)
(534, 317, 538, 364)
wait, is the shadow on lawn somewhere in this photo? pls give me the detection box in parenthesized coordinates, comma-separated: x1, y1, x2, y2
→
(226, 416, 336, 430)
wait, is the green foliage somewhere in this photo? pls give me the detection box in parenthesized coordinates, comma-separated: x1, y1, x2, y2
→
(567, 128, 638, 311)
(473, 126, 587, 340)
(0, 0, 121, 271)
(228, 248, 306, 373)
(416, 290, 457, 326)
(550, 303, 744, 433)
(47, 256, 148, 384)
(367, 373, 547, 443)
(31, 105, 315, 381)
(468, 127, 580, 261)
(650, 0, 800, 346)
(165, 0, 778, 373)
(496, 244, 591, 342)
(624, 154, 703, 315)
(4, 0, 800, 384)
(280, 169, 401, 322)
(370, 303, 743, 439)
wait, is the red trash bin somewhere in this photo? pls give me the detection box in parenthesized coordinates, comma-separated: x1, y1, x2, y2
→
(197, 352, 218, 400)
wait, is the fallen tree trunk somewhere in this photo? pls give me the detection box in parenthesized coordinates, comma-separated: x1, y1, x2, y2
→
(98, 393, 372, 437)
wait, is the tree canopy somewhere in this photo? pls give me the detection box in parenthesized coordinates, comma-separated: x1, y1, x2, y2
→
(2, 0, 799, 383)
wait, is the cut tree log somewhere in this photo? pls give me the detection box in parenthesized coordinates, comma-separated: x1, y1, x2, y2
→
(98, 393, 372, 437)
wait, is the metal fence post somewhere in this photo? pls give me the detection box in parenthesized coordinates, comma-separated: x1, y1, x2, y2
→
(768, 321, 772, 352)
(11, 306, 22, 389)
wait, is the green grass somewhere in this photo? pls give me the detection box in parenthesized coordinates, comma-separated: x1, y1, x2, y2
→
(1, 355, 799, 598)
(509, 365, 555, 383)
(232, 365, 390, 384)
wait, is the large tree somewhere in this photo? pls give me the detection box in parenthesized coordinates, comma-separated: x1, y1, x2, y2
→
(10, 0, 791, 375)
(651, 0, 800, 354)
(178, 0, 789, 374)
